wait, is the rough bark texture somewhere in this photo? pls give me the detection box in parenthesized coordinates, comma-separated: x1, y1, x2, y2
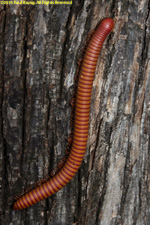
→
(0, 0, 150, 224)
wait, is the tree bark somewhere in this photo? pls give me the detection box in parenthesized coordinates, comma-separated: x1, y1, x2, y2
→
(0, 0, 150, 224)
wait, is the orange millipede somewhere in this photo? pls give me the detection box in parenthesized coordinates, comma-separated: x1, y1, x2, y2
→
(13, 18, 114, 210)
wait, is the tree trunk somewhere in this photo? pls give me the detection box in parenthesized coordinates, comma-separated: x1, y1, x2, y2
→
(0, 0, 150, 224)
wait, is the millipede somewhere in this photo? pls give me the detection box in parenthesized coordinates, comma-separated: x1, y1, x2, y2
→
(13, 18, 114, 210)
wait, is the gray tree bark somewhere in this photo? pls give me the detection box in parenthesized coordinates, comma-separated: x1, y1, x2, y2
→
(0, 0, 150, 224)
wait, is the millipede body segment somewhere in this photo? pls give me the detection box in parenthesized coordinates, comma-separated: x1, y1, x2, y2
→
(13, 18, 113, 210)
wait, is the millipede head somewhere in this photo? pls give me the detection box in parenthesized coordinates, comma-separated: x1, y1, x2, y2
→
(99, 18, 114, 33)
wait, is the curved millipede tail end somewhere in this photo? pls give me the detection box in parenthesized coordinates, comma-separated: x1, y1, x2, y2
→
(13, 202, 18, 210)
